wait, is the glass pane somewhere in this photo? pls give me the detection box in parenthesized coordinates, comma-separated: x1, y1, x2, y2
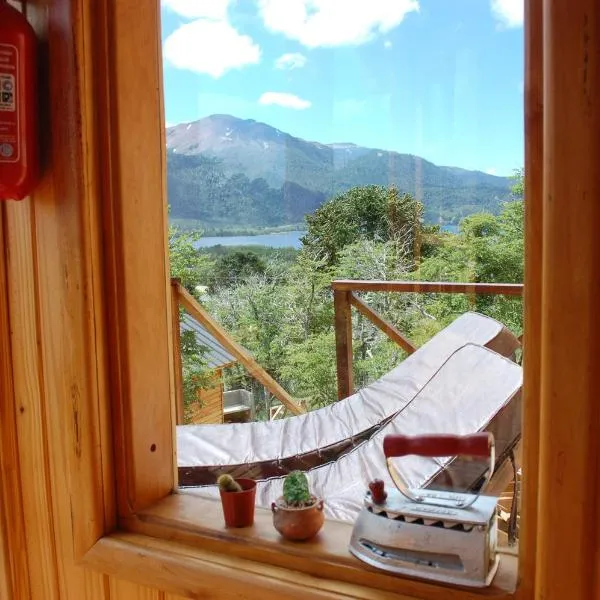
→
(161, 0, 524, 559)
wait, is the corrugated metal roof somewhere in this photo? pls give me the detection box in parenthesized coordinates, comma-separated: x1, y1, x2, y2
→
(180, 312, 236, 369)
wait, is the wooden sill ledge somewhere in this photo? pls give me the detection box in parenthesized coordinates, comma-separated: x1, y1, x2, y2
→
(83, 492, 519, 600)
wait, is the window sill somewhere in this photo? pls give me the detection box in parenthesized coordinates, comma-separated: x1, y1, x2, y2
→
(83, 492, 518, 600)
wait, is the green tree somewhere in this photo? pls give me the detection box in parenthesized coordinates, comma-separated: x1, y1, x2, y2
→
(280, 332, 337, 409)
(510, 167, 524, 198)
(168, 223, 214, 292)
(302, 186, 424, 267)
(189, 175, 526, 418)
(412, 189, 524, 337)
(210, 250, 267, 290)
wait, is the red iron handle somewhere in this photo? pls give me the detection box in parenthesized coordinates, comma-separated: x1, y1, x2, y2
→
(383, 433, 492, 459)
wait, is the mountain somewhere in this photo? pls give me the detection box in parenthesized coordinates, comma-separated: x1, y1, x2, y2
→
(166, 114, 513, 228)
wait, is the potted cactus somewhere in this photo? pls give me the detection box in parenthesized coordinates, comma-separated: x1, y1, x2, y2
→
(271, 471, 324, 541)
(217, 474, 256, 528)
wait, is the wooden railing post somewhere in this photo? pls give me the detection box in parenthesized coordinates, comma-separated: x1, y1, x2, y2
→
(334, 290, 353, 401)
(170, 279, 185, 425)
(349, 294, 417, 355)
(331, 280, 523, 404)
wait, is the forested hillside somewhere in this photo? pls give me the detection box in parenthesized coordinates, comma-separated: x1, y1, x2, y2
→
(171, 171, 524, 418)
(166, 115, 513, 228)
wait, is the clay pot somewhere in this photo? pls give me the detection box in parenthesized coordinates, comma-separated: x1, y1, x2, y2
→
(219, 478, 256, 528)
(271, 496, 325, 541)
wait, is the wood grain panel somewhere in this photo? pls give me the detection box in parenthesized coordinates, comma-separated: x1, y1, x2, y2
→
(1, 1, 114, 599)
(21, 1, 112, 599)
(519, 0, 543, 598)
(0, 205, 30, 600)
(99, 0, 175, 514)
(109, 577, 164, 600)
(88, 534, 426, 600)
(535, 1, 600, 598)
(189, 372, 224, 424)
(5, 200, 60, 600)
(0, 516, 9, 600)
(85, 571, 111, 600)
(78, 0, 117, 540)
(125, 494, 516, 600)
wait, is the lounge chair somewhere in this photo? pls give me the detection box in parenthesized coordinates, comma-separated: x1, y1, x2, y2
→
(185, 342, 522, 523)
(177, 312, 520, 486)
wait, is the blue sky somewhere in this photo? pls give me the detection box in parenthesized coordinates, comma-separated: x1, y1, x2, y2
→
(161, 0, 524, 176)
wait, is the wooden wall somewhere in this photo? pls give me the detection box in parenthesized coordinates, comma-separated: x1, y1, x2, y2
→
(187, 369, 224, 425)
(0, 1, 185, 599)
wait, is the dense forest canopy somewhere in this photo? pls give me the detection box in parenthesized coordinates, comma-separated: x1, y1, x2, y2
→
(170, 169, 524, 419)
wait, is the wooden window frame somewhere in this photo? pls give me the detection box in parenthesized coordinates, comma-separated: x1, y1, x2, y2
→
(67, 1, 599, 599)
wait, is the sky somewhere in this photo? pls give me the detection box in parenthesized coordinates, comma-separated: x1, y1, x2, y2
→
(161, 0, 524, 176)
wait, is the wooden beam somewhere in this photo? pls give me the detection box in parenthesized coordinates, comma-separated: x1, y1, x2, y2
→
(99, 0, 175, 513)
(171, 280, 185, 425)
(84, 532, 428, 600)
(333, 290, 353, 401)
(332, 280, 524, 295)
(535, 1, 600, 598)
(0, 206, 30, 600)
(349, 294, 417, 355)
(173, 281, 304, 415)
(519, 0, 543, 596)
(115, 496, 518, 600)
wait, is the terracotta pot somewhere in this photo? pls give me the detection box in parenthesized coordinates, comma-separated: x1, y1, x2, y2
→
(219, 478, 256, 528)
(271, 496, 325, 541)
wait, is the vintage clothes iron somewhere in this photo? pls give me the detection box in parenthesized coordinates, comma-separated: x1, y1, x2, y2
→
(349, 433, 499, 588)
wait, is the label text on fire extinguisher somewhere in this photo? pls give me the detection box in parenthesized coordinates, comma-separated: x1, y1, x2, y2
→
(0, 44, 19, 163)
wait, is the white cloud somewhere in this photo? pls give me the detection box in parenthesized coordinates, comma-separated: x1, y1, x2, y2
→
(491, 0, 523, 28)
(485, 168, 498, 175)
(258, 0, 419, 48)
(275, 52, 308, 70)
(384, 40, 393, 49)
(163, 19, 261, 78)
(161, 0, 231, 20)
(259, 92, 312, 109)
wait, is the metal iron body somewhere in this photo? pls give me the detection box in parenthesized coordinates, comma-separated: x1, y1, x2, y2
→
(349, 433, 500, 588)
(349, 487, 499, 587)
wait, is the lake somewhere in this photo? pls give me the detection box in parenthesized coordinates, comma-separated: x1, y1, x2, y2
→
(195, 231, 305, 249)
(195, 225, 459, 250)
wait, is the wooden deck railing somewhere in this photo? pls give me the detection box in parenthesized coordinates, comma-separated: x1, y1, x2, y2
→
(332, 280, 524, 401)
(171, 278, 304, 423)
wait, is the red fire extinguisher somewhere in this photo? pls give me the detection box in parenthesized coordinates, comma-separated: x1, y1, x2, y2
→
(0, 0, 39, 201)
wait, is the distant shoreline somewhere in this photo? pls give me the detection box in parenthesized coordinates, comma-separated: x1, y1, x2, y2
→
(170, 219, 459, 239)
(190, 224, 460, 252)
(193, 230, 305, 250)
(170, 219, 307, 237)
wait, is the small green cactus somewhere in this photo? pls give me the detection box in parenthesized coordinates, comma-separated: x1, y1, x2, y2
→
(217, 473, 242, 492)
(282, 471, 313, 507)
